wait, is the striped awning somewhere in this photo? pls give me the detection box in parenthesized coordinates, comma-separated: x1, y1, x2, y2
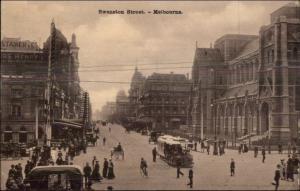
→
(53, 120, 82, 129)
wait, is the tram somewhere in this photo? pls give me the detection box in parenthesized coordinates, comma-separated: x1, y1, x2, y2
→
(157, 135, 193, 167)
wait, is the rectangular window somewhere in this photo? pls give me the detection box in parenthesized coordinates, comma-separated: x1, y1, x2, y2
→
(19, 133, 27, 143)
(12, 105, 21, 117)
(11, 89, 23, 97)
(4, 133, 12, 142)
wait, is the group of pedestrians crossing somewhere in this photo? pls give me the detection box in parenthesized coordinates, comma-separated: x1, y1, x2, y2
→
(83, 156, 115, 188)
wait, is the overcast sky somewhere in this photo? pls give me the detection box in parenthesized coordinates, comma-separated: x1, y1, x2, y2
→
(1, 1, 294, 112)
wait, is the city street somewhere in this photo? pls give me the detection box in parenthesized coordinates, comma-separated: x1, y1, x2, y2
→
(2, 123, 298, 190)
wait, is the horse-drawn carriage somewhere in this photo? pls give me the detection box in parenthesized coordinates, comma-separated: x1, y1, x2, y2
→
(86, 132, 98, 146)
(111, 145, 124, 160)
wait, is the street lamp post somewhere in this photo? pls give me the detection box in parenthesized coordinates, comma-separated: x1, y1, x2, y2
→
(210, 68, 218, 155)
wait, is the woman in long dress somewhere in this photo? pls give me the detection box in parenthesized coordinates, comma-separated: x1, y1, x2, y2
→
(107, 160, 115, 179)
(103, 158, 108, 178)
(91, 161, 102, 182)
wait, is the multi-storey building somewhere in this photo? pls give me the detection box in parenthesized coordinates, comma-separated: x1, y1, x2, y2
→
(116, 90, 130, 122)
(100, 102, 116, 121)
(190, 3, 300, 145)
(1, 21, 87, 144)
(139, 72, 191, 130)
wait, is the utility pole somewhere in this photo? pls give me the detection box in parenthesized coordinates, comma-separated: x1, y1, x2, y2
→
(82, 92, 89, 141)
(45, 20, 56, 146)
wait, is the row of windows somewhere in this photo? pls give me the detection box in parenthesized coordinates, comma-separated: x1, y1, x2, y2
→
(143, 100, 186, 104)
(143, 109, 186, 115)
(228, 62, 258, 85)
(3, 132, 28, 143)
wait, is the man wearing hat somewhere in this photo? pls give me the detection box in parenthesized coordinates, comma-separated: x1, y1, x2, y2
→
(279, 159, 286, 180)
(273, 164, 281, 191)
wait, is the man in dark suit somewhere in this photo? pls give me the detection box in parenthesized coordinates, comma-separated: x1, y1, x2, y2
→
(83, 162, 92, 188)
(187, 168, 193, 188)
(274, 164, 281, 191)
(262, 147, 266, 163)
(230, 159, 235, 176)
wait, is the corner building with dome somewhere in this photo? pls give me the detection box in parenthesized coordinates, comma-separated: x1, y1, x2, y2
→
(1, 21, 87, 145)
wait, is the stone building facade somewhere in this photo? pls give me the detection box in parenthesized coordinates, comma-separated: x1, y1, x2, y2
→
(116, 90, 130, 123)
(1, 22, 86, 144)
(190, 3, 300, 145)
(139, 72, 191, 130)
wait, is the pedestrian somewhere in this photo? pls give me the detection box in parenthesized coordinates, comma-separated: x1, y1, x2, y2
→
(213, 142, 218, 155)
(287, 155, 294, 181)
(187, 168, 193, 188)
(292, 145, 297, 155)
(238, 144, 242, 154)
(292, 154, 299, 179)
(230, 159, 235, 176)
(83, 162, 92, 188)
(201, 141, 205, 153)
(92, 156, 97, 169)
(194, 142, 197, 152)
(103, 137, 106, 146)
(176, 163, 184, 178)
(107, 159, 115, 179)
(254, 146, 258, 158)
(56, 156, 64, 165)
(8, 165, 16, 179)
(279, 159, 286, 180)
(91, 161, 102, 182)
(15, 163, 23, 180)
(278, 144, 282, 154)
(103, 158, 108, 178)
(273, 164, 281, 191)
(109, 127, 111, 133)
(207, 144, 210, 155)
(262, 147, 266, 163)
(24, 160, 31, 178)
(152, 147, 157, 162)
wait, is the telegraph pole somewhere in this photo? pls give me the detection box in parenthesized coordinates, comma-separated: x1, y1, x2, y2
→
(82, 92, 89, 141)
(45, 20, 56, 146)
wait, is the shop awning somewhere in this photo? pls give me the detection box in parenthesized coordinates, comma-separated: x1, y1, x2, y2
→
(53, 120, 83, 129)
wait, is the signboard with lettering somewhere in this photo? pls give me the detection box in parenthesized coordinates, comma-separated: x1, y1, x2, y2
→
(1, 37, 40, 51)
